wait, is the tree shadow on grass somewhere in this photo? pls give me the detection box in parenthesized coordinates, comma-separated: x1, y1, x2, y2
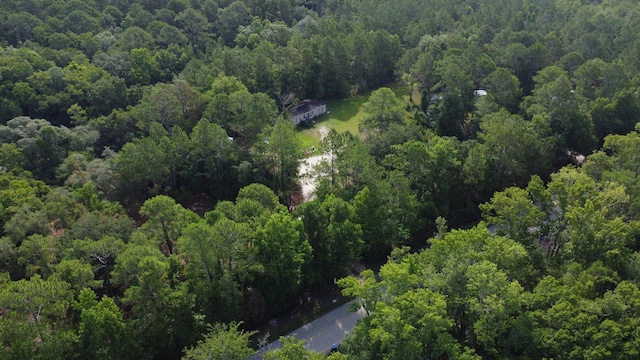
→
(325, 96, 366, 122)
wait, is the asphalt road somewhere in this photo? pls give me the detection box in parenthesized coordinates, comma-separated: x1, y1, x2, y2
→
(251, 300, 366, 358)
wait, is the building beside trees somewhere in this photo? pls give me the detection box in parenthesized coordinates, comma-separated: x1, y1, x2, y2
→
(289, 100, 327, 126)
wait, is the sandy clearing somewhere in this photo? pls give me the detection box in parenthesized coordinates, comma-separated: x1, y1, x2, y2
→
(299, 154, 327, 201)
(298, 126, 330, 202)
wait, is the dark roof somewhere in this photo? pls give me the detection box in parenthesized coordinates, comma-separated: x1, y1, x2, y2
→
(289, 99, 325, 116)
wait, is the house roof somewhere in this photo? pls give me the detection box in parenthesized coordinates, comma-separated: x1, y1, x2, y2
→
(289, 99, 325, 116)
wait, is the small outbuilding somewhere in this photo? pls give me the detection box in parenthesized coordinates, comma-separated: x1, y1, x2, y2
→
(474, 89, 488, 96)
(289, 99, 327, 125)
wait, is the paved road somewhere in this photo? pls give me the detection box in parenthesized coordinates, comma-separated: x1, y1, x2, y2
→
(251, 300, 366, 358)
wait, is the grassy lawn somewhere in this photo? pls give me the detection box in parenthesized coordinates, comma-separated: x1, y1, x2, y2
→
(295, 82, 414, 154)
(296, 95, 367, 151)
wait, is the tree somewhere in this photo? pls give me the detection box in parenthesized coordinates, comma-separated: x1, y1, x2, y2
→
(17, 234, 60, 278)
(0, 117, 98, 181)
(384, 137, 463, 225)
(585, 132, 640, 219)
(315, 129, 347, 190)
(465, 110, 552, 199)
(211, 218, 254, 276)
(315, 131, 380, 199)
(63, 234, 125, 290)
(525, 66, 595, 155)
(0, 143, 23, 172)
(76, 289, 132, 360)
(57, 154, 117, 198)
(526, 264, 630, 359)
(428, 227, 531, 324)
(12, 81, 38, 116)
(154, 24, 189, 48)
(0, 236, 19, 277)
(62, 61, 120, 123)
(296, 194, 363, 284)
(564, 181, 635, 272)
(338, 268, 382, 316)
(0, 274, 75, 359)
(128, 48, 159, 85)
(256, 117, 302, 204)
(236, 183, 280, 211)
(316, 34, 350, 99)
(115, 124, 172, 196)
(0, 169, 47, 213)
(482, 67, 522, 113)
(182, 322, 255, 360)
(71, 181, 104, 212)
(590, 89, 640, 143)
(4, 11, 43, 45)
(175, 7, 210, 52)
(464, 260, 524, 357)
(216, 90, 277, 148)
(352, 171, 419, 261)
(574, 58, 627, 101)
(263, 336, 325, 360)
(178, 221, 219, 283)
(4, 204, 50, 245)
(115, 26, 155, 51)
(64, 208, 134, 244)
(132, 81, 205, 133)
(254, 211, 311, 307)
(217, 1, 252, 45)
(63, 10, 99, 34)
(433, 90, 470, 139)
(369, 29, 403, 87)
(119, 255, 169, 356)
(51, 259, 101, 295)
(140, 194, 198, 254)
(183, 118, 236, 196)
(497, 40, 549, 95)
(366, 288, 463, 359)
(111, 239, 199, 359)
(205, 75, 277, 148)
(359, 87, 406, 137)
(480, 185, 545, 252)
(178, 218, 247, 323)
(338, 222, 536, 358)
(410, 43, 442, 96)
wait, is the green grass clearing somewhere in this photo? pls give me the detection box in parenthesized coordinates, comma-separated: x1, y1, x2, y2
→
(296, 95, 367, 152)
(295, 82, 414, 155)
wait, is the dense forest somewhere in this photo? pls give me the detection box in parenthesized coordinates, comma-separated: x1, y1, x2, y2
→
(2, 0, 640, 358)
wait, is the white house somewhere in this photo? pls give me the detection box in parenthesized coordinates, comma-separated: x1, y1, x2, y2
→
(289, 99, 327, 125)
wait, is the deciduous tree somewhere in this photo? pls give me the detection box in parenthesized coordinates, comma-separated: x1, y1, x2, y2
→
(183, 322, 255, 360)
(255, 211, 311, 307)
